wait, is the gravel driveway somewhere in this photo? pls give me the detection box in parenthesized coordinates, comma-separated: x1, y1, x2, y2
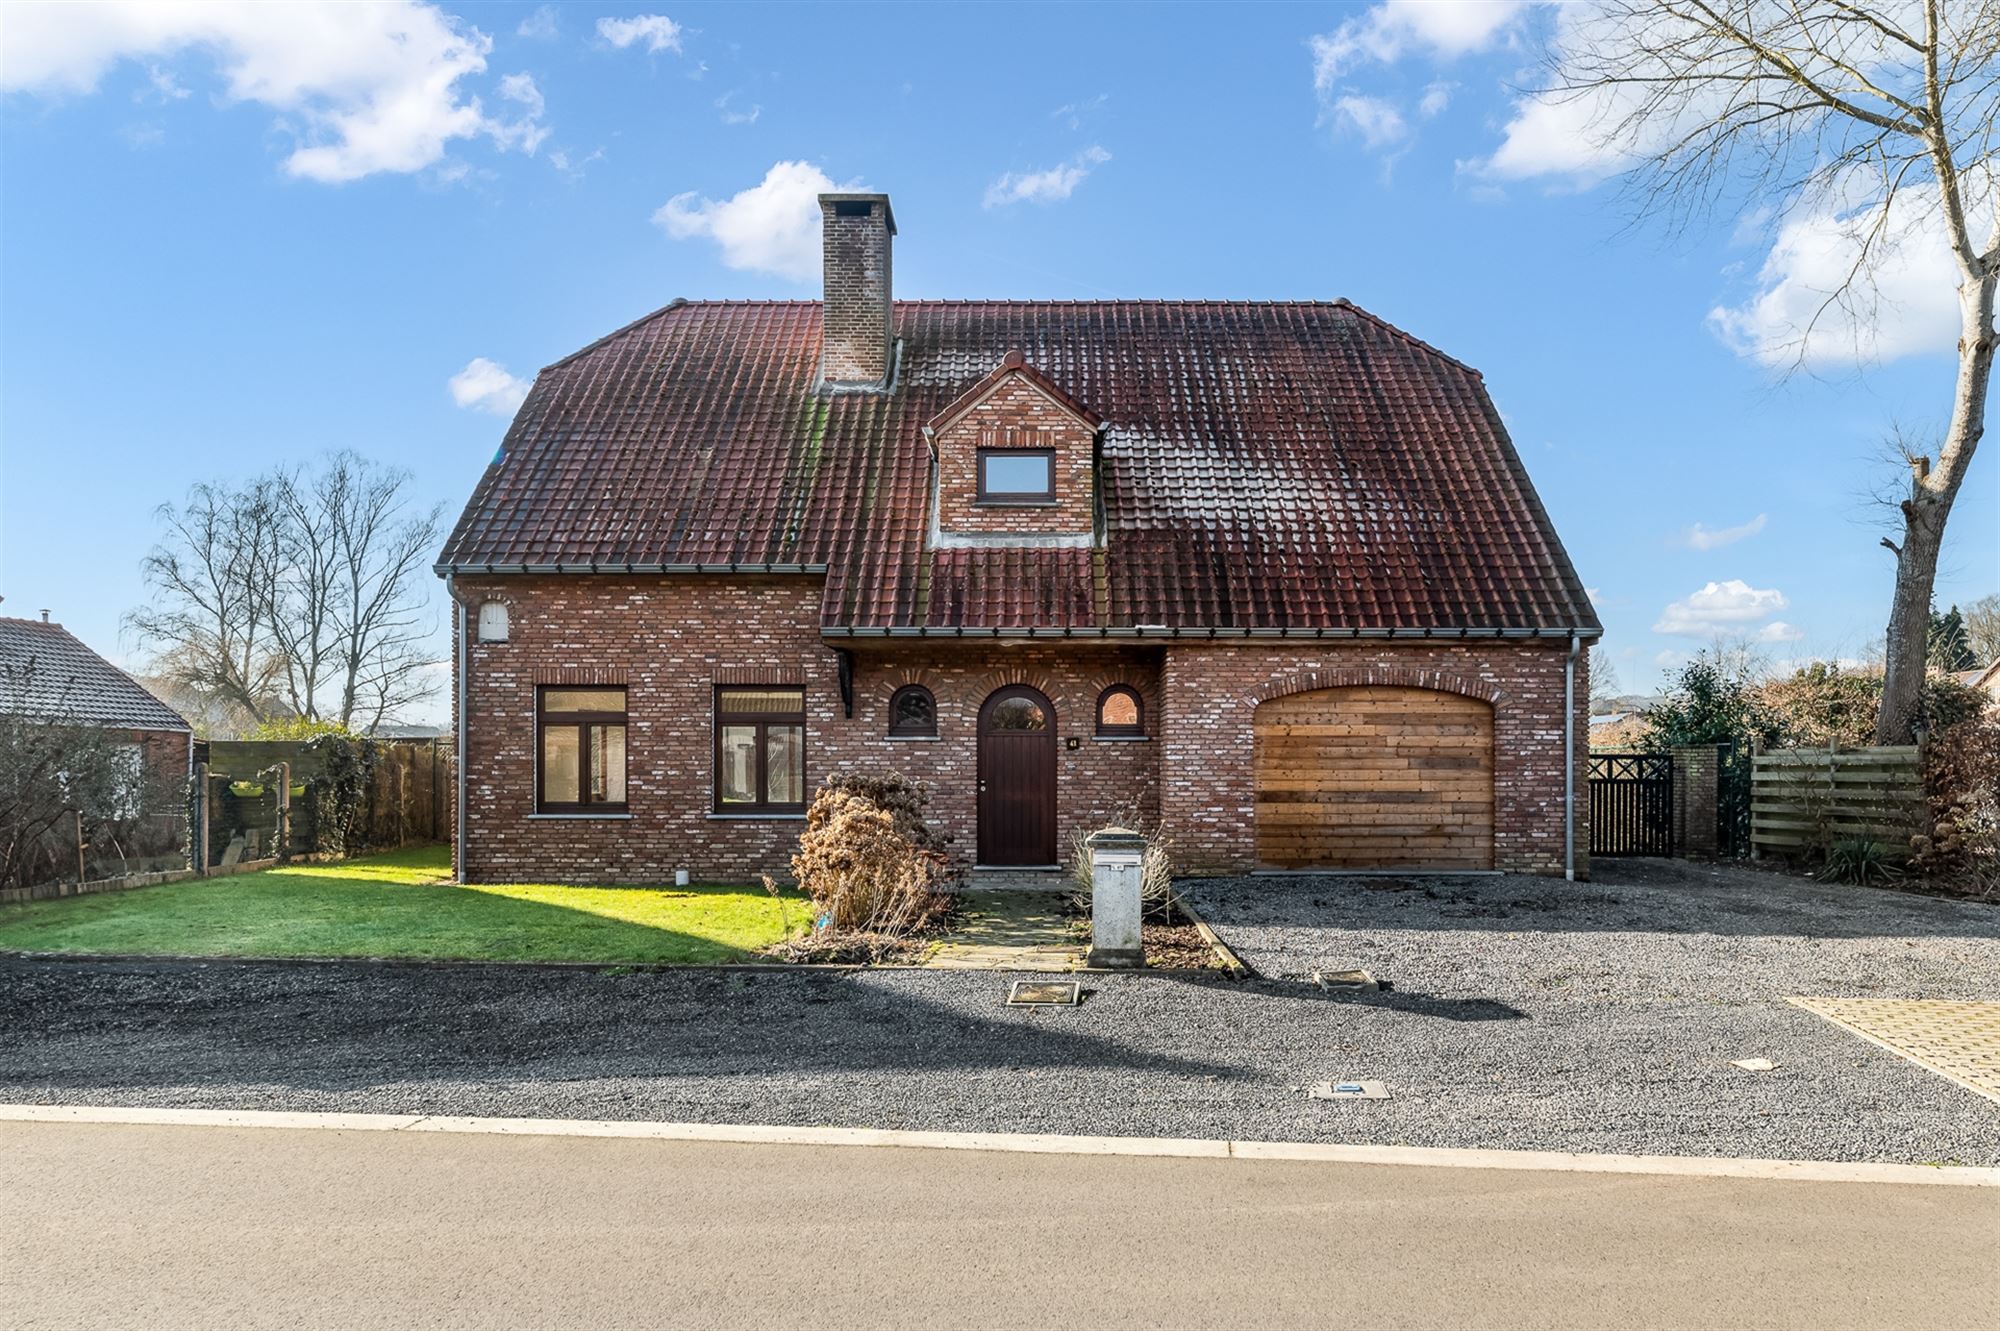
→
(0, 859, 1994, 1165)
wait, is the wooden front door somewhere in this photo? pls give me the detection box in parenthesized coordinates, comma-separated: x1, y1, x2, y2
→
(1253, 685, 1495, 870)
(978, 685, 1057, 866)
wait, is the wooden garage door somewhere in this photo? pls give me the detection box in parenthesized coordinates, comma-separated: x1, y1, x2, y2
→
(1254, 686, 1494, 870)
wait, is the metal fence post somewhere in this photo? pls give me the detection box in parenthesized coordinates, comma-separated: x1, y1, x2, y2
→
(193, 763, 210, 874)
(276, 761, 291, 863)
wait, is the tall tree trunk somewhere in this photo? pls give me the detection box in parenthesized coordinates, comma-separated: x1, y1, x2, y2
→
(1877, 268, 1997, 742)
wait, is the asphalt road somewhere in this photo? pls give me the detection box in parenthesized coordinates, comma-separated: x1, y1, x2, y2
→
(4, 1119, 1994, 1330)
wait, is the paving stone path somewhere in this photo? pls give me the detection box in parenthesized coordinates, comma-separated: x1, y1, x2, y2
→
(927, 892, 1086, 971)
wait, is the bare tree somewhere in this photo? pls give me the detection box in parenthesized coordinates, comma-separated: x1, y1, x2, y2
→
(1964, 591, 2000, 660)
(131, 453, 445, 731)
(1540, 0, 1998, 741)
(1589, 645, 1625, 709)
(129, 478, 287, 725)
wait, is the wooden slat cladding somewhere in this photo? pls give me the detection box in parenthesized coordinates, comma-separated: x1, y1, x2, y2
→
(1254, 686, 1495, 869)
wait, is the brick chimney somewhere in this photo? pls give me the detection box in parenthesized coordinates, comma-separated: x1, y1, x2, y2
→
(818, 193, 895, 389)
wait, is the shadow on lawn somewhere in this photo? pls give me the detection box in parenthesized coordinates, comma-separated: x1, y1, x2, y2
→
(0, 959, 1235, 1099)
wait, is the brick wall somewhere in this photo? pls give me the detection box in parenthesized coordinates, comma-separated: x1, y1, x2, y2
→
(819, 197, 892, 386)
(1158, 641, 1590, 877)
(453, 574, 1159, 883)
(1671, 744, 1721, 858)
(452, 575, 1589, 883)
(935, 374, 1095, 536)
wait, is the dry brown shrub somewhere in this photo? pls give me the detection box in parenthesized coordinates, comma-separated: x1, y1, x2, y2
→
(1914, 715, 2000, 898)
(767, 773, 954, 953)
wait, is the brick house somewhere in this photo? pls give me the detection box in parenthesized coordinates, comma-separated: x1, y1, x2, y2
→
(437, 193, 1598, 885)
(0, 614, 195, 876)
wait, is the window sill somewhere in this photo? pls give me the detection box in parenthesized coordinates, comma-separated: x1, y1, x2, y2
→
(529, 812, 633, 820)
(972, 499, 1058, 508)
(885, 734, 941, 742)
(1093, 734, 1151, 742)
(707, 812, 807, 821)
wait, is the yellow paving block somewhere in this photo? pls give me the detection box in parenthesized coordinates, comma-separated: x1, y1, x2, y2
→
(1788, 997, 2000, 1106)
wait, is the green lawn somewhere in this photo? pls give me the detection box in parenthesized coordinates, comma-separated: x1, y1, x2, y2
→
(0, 846, 803, 964)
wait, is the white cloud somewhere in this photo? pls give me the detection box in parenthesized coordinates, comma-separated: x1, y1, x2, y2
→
(715, 90, 759, 125)
(596, 14, 682, 53)
(449, 357, 530, 415)
(1682, 513, 1768, 551)
(1310, 0, 1530, 82)
(655, 160, 847, 281)
(1754, 621, 1805, 644)
(516, 6, 558, 39)
(1327, 94, 1408, 149)
(1050, 93, 1108, 130)
(1469, 4, 1984, 370)
(1310, 1, 1527, 149)
(1706, 190, 1977, 368)
(0, 0, 546, 183)
(490, 72, 549, 153)
(1653, 579, 1790, 637)
(983, 145, 1111, 208)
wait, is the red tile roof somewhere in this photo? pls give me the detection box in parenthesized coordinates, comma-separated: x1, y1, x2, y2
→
(437, 300, 1598, 637)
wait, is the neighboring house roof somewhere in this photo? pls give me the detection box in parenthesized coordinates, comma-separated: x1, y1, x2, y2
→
(1955, 660, 2000, 694)
(437, 300, 1600, 638)
(0, 617, 192, 732)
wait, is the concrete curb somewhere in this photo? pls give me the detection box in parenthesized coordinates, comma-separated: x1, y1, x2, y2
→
(2, 1103, 1992, 1187)
(1166, 889, 1254, 979)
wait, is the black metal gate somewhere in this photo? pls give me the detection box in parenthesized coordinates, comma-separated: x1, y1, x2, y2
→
(1715, 739, 1752, 858)
(1588, 752, 1676, 856)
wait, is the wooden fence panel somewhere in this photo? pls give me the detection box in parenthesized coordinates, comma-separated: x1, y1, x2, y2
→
(1749, 746, 1927, 858)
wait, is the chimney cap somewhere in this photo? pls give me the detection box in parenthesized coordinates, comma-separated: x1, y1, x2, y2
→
(819, 192, 896, 236)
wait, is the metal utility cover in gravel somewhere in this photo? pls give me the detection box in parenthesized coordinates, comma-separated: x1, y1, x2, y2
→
(1007, 981, 1080, 1007)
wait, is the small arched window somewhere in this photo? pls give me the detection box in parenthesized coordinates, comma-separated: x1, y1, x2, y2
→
(476, 601, 510, 643)
(888, 684, 937, 738)
(1096, 685, 1144, 737)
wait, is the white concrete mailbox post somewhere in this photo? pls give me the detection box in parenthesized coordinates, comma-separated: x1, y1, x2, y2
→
(1085, 827, 1146, 969)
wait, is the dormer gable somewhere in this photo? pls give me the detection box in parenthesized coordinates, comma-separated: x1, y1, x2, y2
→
(928, 351, 1100, 545)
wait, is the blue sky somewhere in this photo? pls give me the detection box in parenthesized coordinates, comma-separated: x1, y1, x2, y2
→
(2, 0, 1995, 722)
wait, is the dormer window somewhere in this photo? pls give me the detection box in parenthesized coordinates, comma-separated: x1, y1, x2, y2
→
(977, 448, 1054, 504)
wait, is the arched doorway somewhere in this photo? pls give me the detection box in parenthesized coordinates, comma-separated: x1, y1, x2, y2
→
(978, 685, 1057, 865)
(1253, 685, 1495, 869)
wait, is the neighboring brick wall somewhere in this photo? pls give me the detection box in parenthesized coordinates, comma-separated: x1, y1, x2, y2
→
(935, 374, 1095, 536)
(132, 728, 193, 809)
(819, 197, 892, 386)
(452, 575, 1589, 883)
(1158, 642, 1590, 877)
(453, 574, 1159, 883)
(1671, 744, 1721, 858)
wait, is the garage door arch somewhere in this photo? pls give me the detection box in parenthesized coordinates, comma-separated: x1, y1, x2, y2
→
(1253, 685, 1495, 870)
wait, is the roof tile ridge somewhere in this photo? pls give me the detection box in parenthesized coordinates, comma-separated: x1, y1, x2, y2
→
(1332, 297, 1485, 379)
(544, 297, 695, 371)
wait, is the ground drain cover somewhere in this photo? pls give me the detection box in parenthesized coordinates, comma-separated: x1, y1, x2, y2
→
(1314, 969, 1381, 993)
(1310, 1080, 1391, 1100)
(1007, 980, 1081, 1007)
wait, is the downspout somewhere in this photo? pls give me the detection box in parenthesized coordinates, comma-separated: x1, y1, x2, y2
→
(450, 577, 468, 886)
(1565, 631, 1579, 882)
